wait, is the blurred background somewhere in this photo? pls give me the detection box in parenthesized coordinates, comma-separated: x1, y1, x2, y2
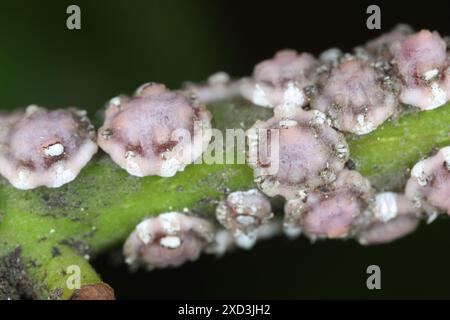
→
(1, 0, 450, 299)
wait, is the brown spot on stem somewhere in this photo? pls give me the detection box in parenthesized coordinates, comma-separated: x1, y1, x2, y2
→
(70, 283, 115, 300)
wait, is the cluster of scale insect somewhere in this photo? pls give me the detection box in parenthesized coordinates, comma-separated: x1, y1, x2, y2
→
(2, 25, 450, 270)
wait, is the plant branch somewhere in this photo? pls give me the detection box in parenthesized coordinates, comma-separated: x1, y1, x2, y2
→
(0, 98, 449, 299)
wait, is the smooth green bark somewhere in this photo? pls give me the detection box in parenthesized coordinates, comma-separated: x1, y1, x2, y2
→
(0, 99, 449, 299)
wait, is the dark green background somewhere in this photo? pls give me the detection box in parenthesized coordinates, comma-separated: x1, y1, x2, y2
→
(1, 0, 449, 299)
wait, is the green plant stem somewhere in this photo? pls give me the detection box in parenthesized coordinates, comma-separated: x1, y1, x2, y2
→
(0, 99, 449, 299)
